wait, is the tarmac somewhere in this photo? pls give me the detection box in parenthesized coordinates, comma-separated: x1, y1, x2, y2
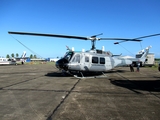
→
(0, 63, 160, 120)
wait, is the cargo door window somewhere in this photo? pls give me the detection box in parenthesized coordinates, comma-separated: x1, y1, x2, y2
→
(92, 57, 98, 63)
(100, 57, 105, 64)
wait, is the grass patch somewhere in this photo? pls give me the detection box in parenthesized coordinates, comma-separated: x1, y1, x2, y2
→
(144, 64, 159, 70)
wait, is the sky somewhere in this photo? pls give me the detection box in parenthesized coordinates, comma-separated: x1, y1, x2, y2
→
(0, 0, 160, 58)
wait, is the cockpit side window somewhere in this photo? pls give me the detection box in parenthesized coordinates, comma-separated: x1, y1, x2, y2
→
(64, 52, 74, 61)
(66, 55, 71, 61)
(85, 56, 89, 62)
(72, 54, 80, 63)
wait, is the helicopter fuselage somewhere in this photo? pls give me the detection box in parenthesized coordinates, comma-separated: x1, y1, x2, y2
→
(56, 50, 132, 72)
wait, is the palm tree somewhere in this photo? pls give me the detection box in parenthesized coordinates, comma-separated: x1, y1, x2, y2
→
(33, 55, 37, 58)
(16, 53, 19, 58)
(30, 54, 33, 58)
(6, 54, 10, 58)
(11, 53, 14, 58)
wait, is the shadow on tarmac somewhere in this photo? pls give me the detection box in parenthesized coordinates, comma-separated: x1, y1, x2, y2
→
(107, 69, 127, 73)
(45, 72, 72, 77)
(45, 72, 105, 77)
(45, 69, 127, 77)
(110, 79, 160, 92)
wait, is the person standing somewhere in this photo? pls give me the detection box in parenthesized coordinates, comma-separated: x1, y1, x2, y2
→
(130, 63, 134, 72)
(137, 61, 140, 72)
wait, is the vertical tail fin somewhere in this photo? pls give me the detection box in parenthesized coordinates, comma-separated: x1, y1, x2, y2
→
(21, 51, 26, 58)
(20, 51, 26, 64)
(136, 46, 152, 62)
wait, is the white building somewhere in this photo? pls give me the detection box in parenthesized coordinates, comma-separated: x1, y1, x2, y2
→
(145, 53, 155, 67)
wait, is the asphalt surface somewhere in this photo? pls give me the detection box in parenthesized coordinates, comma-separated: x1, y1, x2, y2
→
(0, 63, 160, 120)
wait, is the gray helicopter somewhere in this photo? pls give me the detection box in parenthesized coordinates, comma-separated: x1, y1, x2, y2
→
(8, 31, 160, 78)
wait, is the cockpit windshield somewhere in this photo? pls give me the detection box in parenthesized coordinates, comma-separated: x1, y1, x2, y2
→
(64, 51, 74, 61)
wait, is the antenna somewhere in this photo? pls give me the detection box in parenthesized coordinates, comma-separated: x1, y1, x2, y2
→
(102, 46, 105, 51)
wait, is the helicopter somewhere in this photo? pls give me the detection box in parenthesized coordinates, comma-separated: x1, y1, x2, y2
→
(8, 31, 160, 78)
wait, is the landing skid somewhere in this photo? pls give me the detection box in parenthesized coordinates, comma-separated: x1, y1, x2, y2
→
(73, 72, 107, 79)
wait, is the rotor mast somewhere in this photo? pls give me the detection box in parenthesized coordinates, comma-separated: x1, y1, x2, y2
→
(91, 40, 96, 50)
(90, 33, 102, 50)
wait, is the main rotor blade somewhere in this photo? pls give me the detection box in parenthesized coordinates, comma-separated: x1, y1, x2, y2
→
(134, 33, 160, 39)
(9, 31, 158, 42)
(100, 38, 142, 41)
(91, 33, 103, 38)
(114, 39, 142, 44)
(114, 33, 160, 44)
(8, 31, 88, 40)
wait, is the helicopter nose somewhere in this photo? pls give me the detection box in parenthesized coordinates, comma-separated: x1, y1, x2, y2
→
(56, 59, 68, 70)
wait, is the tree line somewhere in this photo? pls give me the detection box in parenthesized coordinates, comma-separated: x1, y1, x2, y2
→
(6, 53, 37, 59)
